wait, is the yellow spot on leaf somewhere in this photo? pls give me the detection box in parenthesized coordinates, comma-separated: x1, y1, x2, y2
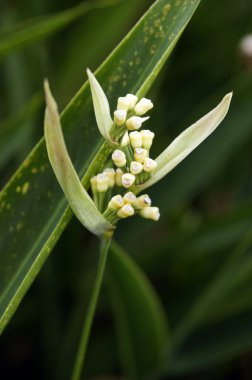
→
(22, 182, 30, 194)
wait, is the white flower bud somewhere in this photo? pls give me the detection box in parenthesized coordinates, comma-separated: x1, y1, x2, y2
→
(140, 206, 160, 221)
(90, 176, 97, 191)
(121, 132, 130, 147)
(96, 173, 109, 192)
(134, 98, 153, 116)
(122, 173, 135, 188)
(103, 168, 115, 187)
(143, 157, 157, 172)
(114, 109, 127, 126)
(117, 203, 134, 218)
(141, 130, 155, 150)
(108, 195, 124, 210)
(126, 94, 138, 109)
(117, 97, 131, 111)
(130, 161, 143, 175)
(126, 116, 149, 131)
(129, 131, 142, 149)
(112, 149, 126, 167)
(134, 148, 148, 163)
(115, 168, 123, 186)
(123, 191, 136, 204)
(133, 194, 152, 209)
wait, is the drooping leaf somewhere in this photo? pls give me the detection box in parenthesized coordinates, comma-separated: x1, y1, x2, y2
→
(0, 0, 117, 60)
(108, 241, 169, 379)
(44, 80, 114, 237)
(0, 0, 201, 334)
(138, 92, 232, 191)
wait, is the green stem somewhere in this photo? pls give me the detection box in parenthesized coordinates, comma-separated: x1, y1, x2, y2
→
(71, 237, 111, 380)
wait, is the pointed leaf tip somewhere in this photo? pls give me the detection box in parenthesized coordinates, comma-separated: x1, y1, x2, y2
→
(44, 80, 114, 237)
(87, 68, 115, 144)
(137, 92, 233, 192)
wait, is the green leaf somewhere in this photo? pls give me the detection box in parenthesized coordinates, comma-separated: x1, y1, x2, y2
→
(87, 69, 114, 145)
(108, 241, 169, 379)
(0, 0, 116, 60)
(138, 92, 232, 191)
(0, 0, 201, 334)
(44, 80, 114, 237)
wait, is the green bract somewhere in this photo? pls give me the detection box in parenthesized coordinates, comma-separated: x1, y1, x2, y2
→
(44, 80, 114, 238)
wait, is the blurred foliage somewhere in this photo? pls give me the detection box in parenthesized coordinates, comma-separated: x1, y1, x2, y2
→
(1, 0, 252, 379)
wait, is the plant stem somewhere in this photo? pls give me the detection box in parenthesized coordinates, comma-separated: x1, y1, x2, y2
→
(71, 237, 111, 380)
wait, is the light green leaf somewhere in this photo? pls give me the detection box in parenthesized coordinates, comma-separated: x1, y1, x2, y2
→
(108, 241, 169, 379)
(0, 0, 116, 60)
(0, 0, 201, 334)
(44, 80, 114, 237)
(137, 92, 232, 192)
(87, 68, 115, 145)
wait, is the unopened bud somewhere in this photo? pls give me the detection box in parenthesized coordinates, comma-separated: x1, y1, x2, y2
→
(115, 168, 123, 186)
(117, 203, 134, 218)
(129, 131, 142, 149)
(141, 130, 155, 149)
(140, 206, 160, 221)
(108, 195, 124, 210)
(133, 194, 152, 209)
(96, 173, 109, 192)
(134, 98, 153, 116)
(112, 149, 126, 167)
(134, 148, 148, 163)
(130, 161, 143, 175)
(123, 191, 136, 204)
(104, 168, 115, 187)
(126, 116, 149, 131)
(90, 176, 97, 191)
(121, 132, 129, 147)
(126, 94, 138, 109)
(143, 157, 157, 172)
(114, 109, 127, 126)
(117, 97, 131, 111)
(122, 173, 135, 188)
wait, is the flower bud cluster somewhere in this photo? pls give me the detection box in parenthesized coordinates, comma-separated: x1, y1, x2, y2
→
(91, 93, 160, 225)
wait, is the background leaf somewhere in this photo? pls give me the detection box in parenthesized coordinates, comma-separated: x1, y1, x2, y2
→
(108, 241, 169, 379)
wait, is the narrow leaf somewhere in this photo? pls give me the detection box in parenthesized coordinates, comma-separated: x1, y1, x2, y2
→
(87, 68, 114, 144)
(138, 92, 232, 191)
(108, 241, 169, 379)
(44, 80, 114, 237)
(0, 0, 116, 60)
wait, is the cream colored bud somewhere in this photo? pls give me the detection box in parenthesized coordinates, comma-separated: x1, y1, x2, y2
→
(96, 173, 109, 192)
(117, 203, 134, 218)
(134, 98, 153, 116)
(129, 131, 142, 149)
(130, 161, 143, 175)
(133, 194, 152, 209)
(141, 130, 155, 149)
(123, 191, 136, 204)
(126, 94, 138, 109)
(112, 149, 126, 167)
(143, 157, 157, 172)
(108, 195, 124, 210)
(122, 173, 135, 188)
(134, 148, 148, 163)
(121, 132, 129, 147)
(126, 116, 149, 131)
(104, 168, 115, 187)
(114, 109, 127, 126)
(117, 97, 131, 111)
(90, 176, 97, 191)
(140, 206, 160, 221)
(115, 169, 123, 186)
